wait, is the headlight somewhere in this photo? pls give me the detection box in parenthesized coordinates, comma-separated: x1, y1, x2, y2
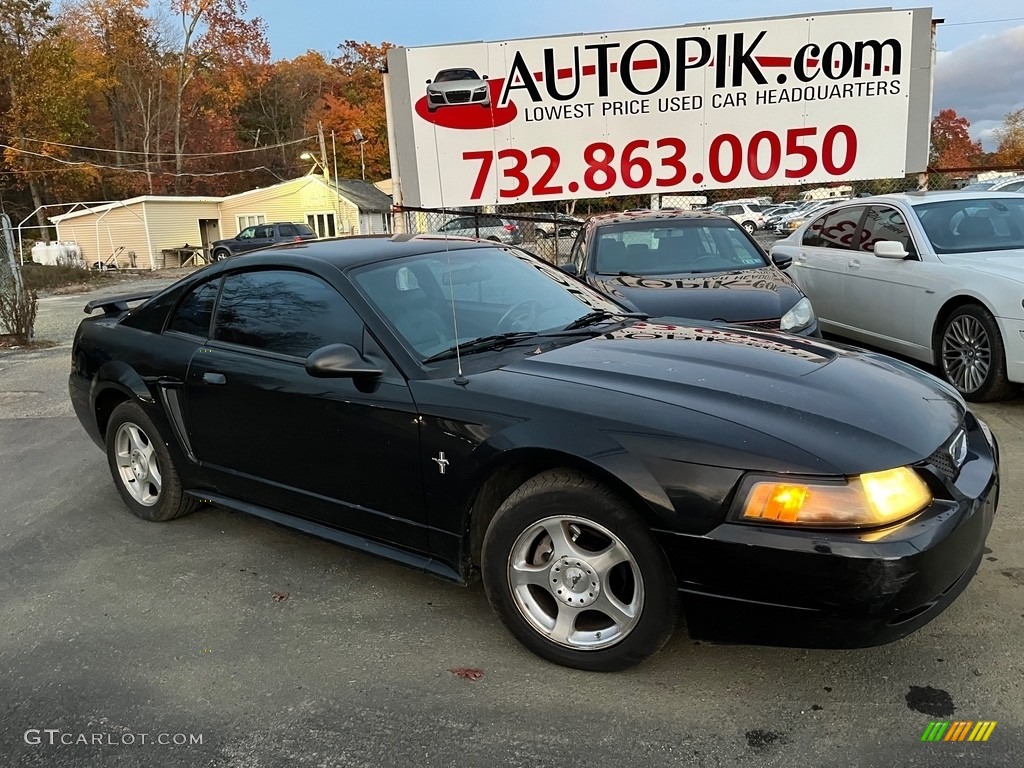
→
(473, 86, 487, 94)
(780, 297, 815, 332)
(737, 467, 932, 528)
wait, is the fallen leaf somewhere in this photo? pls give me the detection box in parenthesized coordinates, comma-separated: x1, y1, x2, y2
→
(272, 591, 289, 602)
(449, 667, 484, 681)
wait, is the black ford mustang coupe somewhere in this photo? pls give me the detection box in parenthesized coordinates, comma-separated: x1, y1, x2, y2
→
(70, 235, 998, 671)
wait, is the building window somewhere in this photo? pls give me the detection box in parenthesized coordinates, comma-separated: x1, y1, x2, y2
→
(237, 214, 266, 230)
(307, 212, 337, 238)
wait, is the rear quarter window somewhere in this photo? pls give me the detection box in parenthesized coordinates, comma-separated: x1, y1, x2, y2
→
(166, 280, 220, 337)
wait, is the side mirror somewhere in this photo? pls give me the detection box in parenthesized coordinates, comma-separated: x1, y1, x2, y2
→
(559, 263, 579, 276)
(482, 75, 489, 80)
(873, 240, 909, 259)
(305, 343, 383, 378)
(771, 252, 793, 270)
(425, 79, 432, 84)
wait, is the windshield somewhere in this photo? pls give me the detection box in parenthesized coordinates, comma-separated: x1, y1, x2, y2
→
(593, 220, 768, 275)
(351, 247, 624, 359)
(915, 197, 1024, 254)
(434, 69, 479, 82)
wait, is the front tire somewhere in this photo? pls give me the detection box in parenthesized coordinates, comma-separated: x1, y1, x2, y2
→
(482, 470, 677, 671)
(212, 249, 229, 262)
(939, 305, 1017, 402)
(105, 401, 199, 522)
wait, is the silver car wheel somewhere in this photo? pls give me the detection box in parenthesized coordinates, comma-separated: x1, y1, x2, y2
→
(942, 314, 991, 394)
(507, 515, 644, 651)
(113, 421, 162, 506)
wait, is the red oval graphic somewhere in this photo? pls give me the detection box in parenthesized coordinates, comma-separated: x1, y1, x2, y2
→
(416, 78, 517, 130)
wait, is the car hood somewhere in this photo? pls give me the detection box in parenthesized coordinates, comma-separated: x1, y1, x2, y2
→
(500, 321, 964, 475)
(935, 250, 1024, 284)
(590, 267, 803, 322)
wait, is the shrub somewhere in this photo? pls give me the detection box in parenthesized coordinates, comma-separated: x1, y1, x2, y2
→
(0, 285, 39, 344)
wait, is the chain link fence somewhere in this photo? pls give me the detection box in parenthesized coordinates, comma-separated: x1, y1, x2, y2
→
(395, 168, 1021, 265)
(0, 213, 36, 344)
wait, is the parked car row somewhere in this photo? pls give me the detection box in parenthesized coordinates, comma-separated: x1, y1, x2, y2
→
(201, 197, 1024, 404)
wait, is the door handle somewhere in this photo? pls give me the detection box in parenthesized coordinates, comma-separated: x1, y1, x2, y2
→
(202, 372, 227, 385)
(849, 258, 861, 269)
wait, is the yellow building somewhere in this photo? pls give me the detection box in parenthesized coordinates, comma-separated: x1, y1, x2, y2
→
(49, 176, 393, 270)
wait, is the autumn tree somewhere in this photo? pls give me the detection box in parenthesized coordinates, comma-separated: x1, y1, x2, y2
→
(0, 0, 93, 230)
(234, 52, 341, 178)
(61, 0, 177, 196)
(319, 41, 393, 182)
(929, 108, 982, 171)
(994, 108, 1024, 168)
(169, 0, 269, 190)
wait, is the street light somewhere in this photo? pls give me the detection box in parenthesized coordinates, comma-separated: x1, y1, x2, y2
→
(353, 129, 367, 181)
(300, 151, 329, 182)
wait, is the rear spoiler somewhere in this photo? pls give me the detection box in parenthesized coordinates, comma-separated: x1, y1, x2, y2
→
(84, 291, 158, 315)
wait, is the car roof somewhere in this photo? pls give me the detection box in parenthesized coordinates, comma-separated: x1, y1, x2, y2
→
(223, 234, 496, 269)
(587, 209, 733, 227)
(828, 191, 1024, 207)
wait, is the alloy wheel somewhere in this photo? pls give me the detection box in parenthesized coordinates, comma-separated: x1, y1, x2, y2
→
(507, 515, 644, 651)
(942, 314, 991, 394)
(113, 421, 162, 506)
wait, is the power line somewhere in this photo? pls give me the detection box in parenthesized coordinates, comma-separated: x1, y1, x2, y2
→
(942, 16, 1024, 27)
(14, 134, 316, 158)
(0, 144, 289, 180)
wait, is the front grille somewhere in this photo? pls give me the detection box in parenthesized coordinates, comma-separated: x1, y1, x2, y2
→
(428, 93, 445, 104)
(738, 319, 781, 332)
(446, 90, 471, 104)
(926, 426, 967, 484)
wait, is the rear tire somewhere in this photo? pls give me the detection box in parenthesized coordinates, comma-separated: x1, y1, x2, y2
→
(742, 221, 756, 234)
(482, 469, 677, 671)
(105, 401, 199, 522)
(938, 305, 1017, 402)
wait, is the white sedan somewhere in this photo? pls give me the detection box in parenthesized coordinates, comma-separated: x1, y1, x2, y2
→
(770, 191, 1024, 401)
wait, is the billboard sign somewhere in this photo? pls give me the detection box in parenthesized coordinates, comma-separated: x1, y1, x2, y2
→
(386, 8, 934, 209)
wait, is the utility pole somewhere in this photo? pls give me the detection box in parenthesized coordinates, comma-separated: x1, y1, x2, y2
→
(317, 121, 330, 183)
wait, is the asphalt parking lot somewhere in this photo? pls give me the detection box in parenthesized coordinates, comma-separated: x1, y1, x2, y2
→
(2, 278, 1023, 767)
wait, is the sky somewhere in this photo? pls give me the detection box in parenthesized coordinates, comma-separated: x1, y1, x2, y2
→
(245, 0, 1024, 150)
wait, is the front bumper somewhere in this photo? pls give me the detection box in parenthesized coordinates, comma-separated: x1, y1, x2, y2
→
(655, 415, 998, 647)
(995, 315, 1024, 384)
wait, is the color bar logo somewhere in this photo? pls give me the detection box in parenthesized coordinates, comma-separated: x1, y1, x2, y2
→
(921, 721, 997, 742)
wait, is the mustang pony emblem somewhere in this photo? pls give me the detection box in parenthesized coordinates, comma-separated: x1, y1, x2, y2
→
(432, 452, 450, 475)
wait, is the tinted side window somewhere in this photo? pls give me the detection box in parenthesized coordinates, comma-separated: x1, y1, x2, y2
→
(860, 206, 915, 255)
(803, 206, 866, 249)
(167, 280, 219, 337)
(213, 270, 362, 357)
(278, 224, 298, 237)
(255, 226, 274, 239)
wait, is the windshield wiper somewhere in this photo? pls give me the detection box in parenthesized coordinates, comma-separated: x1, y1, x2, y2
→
(422, 331, 538, 363)
(560, 310, 648, 331)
